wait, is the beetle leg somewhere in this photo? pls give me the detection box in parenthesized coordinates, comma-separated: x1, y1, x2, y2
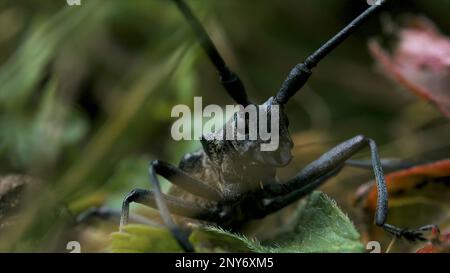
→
(152, 160, 222, 201)
(261, 166, 343, 214)
(147, 161, 194, 252)
(77, 206, 162, 227)
(262, 135, 438, 241)
(120, 160, 224, 252)
(345, 159, 422, 172)
(171, 0, 251, 106)
(382, 224, 440, 242)
(120, 188, 216, 229)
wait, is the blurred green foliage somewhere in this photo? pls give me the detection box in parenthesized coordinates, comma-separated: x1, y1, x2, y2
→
(0, 0, 449, 252)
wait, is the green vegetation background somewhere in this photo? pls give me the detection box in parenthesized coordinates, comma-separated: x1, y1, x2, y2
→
(0, 0, 449, 252)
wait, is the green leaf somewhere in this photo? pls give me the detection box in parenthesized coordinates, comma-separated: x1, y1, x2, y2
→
(192, 192, 364, 253)
(110, 224, 183, 253)
(109, 192, 364, 253)
(265, 191, 365, 253)
(190, 226, 264, 253)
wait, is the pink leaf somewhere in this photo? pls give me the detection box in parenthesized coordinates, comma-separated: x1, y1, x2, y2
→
(369, 17, 450, 119)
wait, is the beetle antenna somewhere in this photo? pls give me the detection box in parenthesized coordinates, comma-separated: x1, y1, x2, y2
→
(171, 0, 251, 106)
(275, 0, 388, 105)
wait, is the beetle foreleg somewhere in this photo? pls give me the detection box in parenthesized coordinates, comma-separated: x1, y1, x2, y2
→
(119, 188, 214, 230)
(262, 166, 342, 214)
(345, 159, 422, 172)
(262, 135, 438, 241)
(152, 160, 222, 201)
(119, 160, 226, 252)
(148, 161, 194, 252)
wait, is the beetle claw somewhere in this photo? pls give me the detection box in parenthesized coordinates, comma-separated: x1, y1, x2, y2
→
(383, 224, 439, 242)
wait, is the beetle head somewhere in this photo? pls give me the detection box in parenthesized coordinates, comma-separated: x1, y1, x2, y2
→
(201, 97, 293, 168)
